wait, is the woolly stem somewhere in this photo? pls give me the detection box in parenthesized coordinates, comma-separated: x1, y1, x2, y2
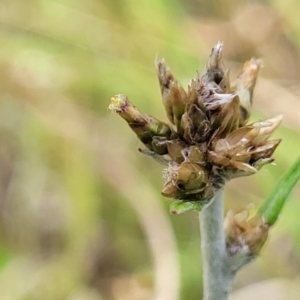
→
(199, 189, 235, 300)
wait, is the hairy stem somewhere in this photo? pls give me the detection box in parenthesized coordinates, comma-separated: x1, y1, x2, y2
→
(199, 189, 235, 300)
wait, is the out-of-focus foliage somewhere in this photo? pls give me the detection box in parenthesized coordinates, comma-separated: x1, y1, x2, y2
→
(0, 0, 300, 299)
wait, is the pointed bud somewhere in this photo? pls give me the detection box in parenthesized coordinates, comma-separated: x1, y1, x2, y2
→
(251, 114, 283, 144)
(202, 42, 230, 93)
(170, 81, 188, 125)
(109, 95, 172, 150)
(233, 58, 261, 125)
(207, 42, 223, 70)
(186, 79, 207, 113)
(186, 80, 199, 103)
(156, 58, 174, 89)
(210, 94, 240, 136)
(249, 139, 281, 162)
(155, 59, 187, 128)
(181, 103, 211, 143)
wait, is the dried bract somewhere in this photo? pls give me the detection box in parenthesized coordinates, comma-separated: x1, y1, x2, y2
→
(224, 206, 269, 256)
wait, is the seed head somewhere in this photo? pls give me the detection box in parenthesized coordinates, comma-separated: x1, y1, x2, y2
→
(109, 44, 282, 206)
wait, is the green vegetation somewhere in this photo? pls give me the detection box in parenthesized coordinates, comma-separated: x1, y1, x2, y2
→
(0, 0, 300, 299)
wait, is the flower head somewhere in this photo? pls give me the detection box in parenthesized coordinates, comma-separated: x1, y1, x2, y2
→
(109, 44, 282, 207)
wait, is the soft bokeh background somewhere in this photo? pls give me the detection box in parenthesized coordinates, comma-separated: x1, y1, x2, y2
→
(0, 0, 300, 299)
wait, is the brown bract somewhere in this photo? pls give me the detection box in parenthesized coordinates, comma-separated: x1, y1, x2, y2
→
(224, 206, 269, 256)
(109, 43, 282, 203)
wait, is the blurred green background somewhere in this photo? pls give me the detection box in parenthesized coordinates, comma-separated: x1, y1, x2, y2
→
(0, 0, 300, 299)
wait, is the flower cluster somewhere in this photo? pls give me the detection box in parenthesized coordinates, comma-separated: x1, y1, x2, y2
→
(224, 206, 269, 257)
(109, 43, 282, 206)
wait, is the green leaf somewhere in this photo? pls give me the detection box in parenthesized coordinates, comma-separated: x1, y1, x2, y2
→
(258, 157, 300, 226)
(169, 200, 205, 215)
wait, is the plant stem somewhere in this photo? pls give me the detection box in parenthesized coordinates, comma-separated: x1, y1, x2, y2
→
(199, 189, 234, 300)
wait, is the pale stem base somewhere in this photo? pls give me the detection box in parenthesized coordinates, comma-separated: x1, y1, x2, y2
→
(199, 189, 235, 300)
